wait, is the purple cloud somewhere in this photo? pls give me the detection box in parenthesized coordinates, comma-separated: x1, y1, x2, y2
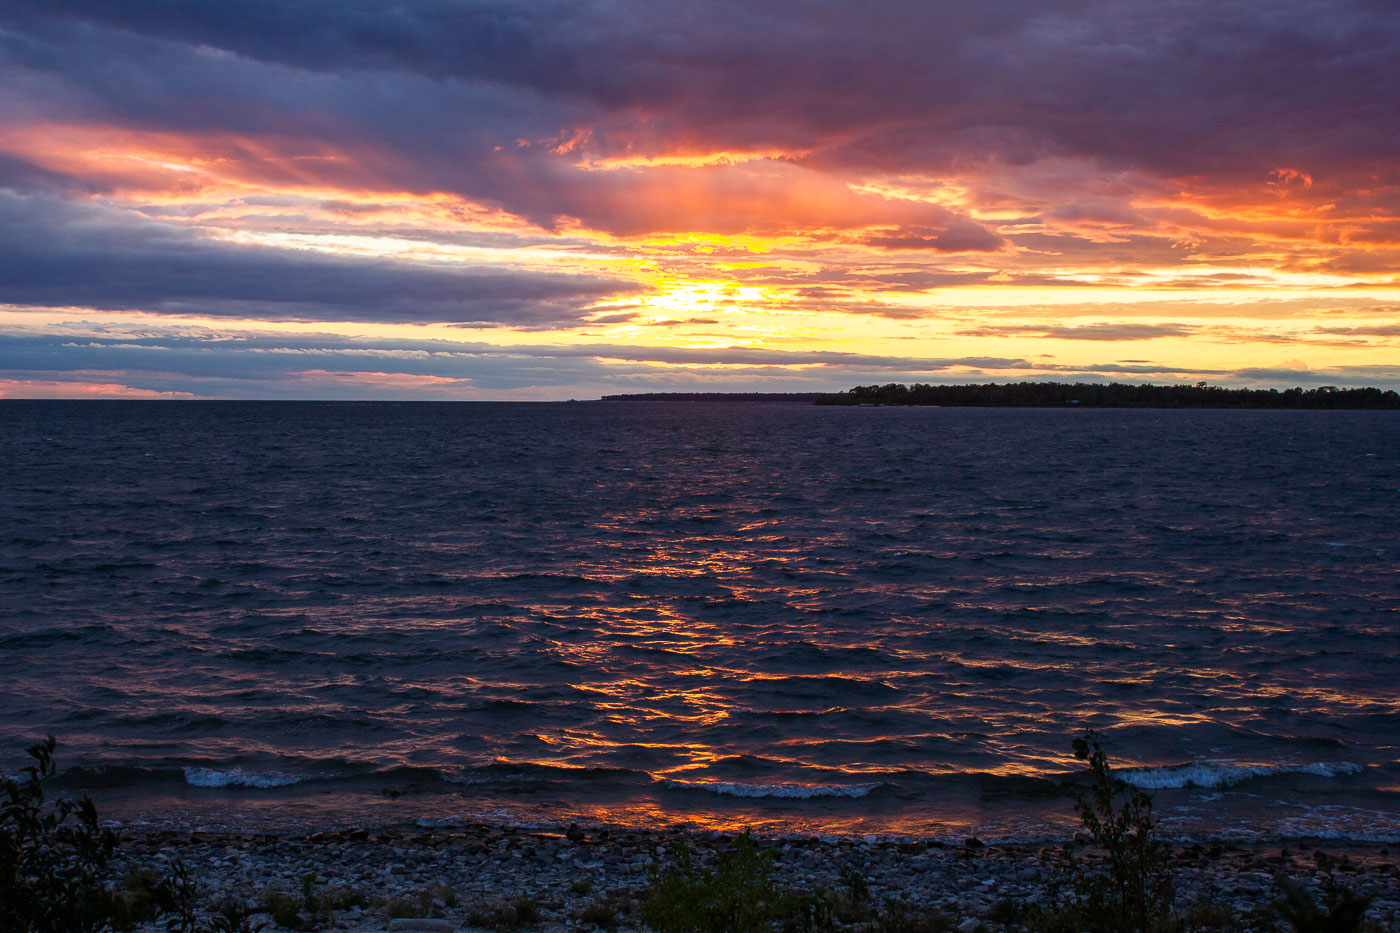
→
(0, 193, 637, 324)
(5, 1, 1396, 212)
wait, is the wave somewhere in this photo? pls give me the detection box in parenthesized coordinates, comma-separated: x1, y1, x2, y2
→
(661, 779, 880, 799)
(73, 757, 1366, 800)
(182, 767, 307, 788)
(54, 764, 186, 788)
(56, 759, 639, 793)
(1121, 761, 1362, 790)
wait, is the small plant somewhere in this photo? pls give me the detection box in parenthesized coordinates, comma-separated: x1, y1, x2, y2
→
(260, 873, 345, 930)
(162, 860, 201, 933)
(2, 735, 122, 932)
(1274, 869, 1373, 933)
(987, 897, 1021, 923)
(319, 883, 370, 912)
(574, 896, 617, 929)
(840, 864, 870, 906)
(1032, 731, 1175, 933)
(297, 871, 331, 929)
(640, 833, 782, 933)
(640, 832, 830, 933)
(1, 735, 195, 933)
(207, 897, 267, 933)
(381, 883, 454, 919)
(385, 894, 426, 920)
(117, 866, 179, 928)
(873, 898, 955, 932)
(467, 894, 543, 931)
(262, 889, 304, 930)
(1071, 730, 1174, 929)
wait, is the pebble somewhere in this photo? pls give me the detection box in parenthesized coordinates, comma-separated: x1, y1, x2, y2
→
(111, 824, 1400, 932)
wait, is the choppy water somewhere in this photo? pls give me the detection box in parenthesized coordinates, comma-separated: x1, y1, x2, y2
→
(1, 400, 1397, 842)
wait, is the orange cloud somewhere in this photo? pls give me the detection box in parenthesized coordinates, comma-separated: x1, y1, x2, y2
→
(0, 122, 418, 205)
(0, 122, 1003, 246)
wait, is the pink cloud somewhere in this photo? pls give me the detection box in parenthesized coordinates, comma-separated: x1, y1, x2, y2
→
(0, 374, 197, 398)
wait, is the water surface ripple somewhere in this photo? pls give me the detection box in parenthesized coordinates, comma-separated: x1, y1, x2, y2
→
(1, 401, 1396, 840)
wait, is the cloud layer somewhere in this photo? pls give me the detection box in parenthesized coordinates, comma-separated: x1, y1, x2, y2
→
(0, 192, 633, 324)
(0, 1, 1397, 396)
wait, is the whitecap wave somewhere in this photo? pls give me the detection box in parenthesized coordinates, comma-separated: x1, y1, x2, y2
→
(661, 779, 879, 799)
(1121, 761, 1362, 790)
(183, 767, 305, 788)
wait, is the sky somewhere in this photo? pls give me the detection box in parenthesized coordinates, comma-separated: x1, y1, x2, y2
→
(1, 1, 1398, 400)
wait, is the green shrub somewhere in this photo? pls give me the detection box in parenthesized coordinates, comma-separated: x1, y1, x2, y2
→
(380, 883, 454, 920)
(261, 889, 305, 930)
(574, 897, 617, 929)
(640, 832, 832, 933)
(162, 860, 201, 932)
(872, 898, 955, 932)
(987, 897, 1021, 923)
(1274, 861, 1374, 933)
(840, 864, 869, 906)
(206, 897, 267, 933)
(117, 866, 179, 927)
(298, 872, 331, 929)
(384, 895, 423, 920)
(466, 894, 543, 931)
(318, 883, 369, 912)
(1, 735, 194, 933)
(260, 872, 362, 930)
(1031, 731, 1175, 933)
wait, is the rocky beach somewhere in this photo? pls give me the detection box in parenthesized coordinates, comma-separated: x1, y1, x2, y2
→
(114, 822, 1400, 932)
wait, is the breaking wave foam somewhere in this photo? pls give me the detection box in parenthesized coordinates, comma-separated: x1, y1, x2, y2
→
(183, 767, 305, 788)
(1121, 761, 1362, 790)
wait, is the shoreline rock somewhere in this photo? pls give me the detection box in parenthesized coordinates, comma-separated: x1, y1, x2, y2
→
(113, 821, 1400, 932)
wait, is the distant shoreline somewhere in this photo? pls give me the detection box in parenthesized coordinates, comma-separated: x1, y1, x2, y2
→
(605, 382, 1400, 409)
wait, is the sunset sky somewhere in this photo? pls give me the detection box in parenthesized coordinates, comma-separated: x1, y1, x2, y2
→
(2, 1, 1398, 399)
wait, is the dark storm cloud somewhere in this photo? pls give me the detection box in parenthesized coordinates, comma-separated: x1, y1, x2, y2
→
(6, 0, 1396, 186)
(0, 193, 636, 324)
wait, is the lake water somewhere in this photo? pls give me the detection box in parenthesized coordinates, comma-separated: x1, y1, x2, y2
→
(1, 400, 1396, 842)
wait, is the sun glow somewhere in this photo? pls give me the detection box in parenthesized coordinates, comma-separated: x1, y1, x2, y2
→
(2, 81, 1398, 398)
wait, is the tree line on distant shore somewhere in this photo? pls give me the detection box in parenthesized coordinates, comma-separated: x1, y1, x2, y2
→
(815, 382, 1400, 409)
